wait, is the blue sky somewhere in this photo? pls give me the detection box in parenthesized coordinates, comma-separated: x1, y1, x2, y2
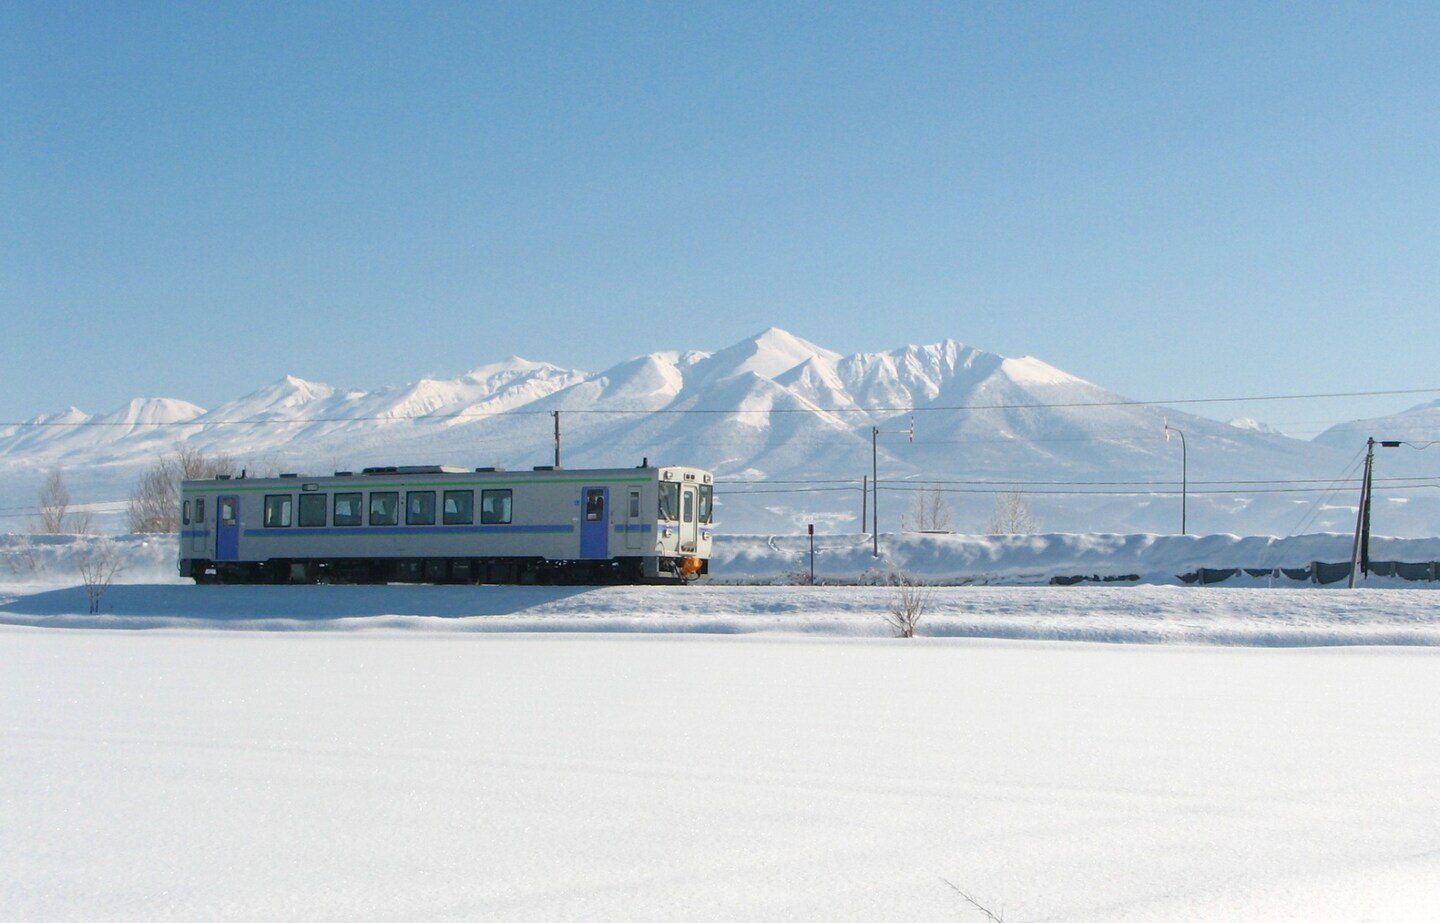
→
(5, 2, 1438, 435)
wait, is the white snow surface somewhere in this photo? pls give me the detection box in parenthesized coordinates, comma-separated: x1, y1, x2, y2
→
(6, 534, 1440, 921)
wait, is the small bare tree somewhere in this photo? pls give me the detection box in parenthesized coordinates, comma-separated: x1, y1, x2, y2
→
(5, 535, 45, 579)
(883, 572, 931, 638)
(176, 443, 235, 481)
(34, 468, 92, 535)
(904, 486, 953, 532)
(76, 538, 125, 614)
(987, 489, 1041, 535)
(127, 460, 179, 533)
(127, 445, 236, 533)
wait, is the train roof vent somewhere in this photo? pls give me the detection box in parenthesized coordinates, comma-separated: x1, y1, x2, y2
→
(334, 471, 353, 477)
(532, 465, 560, 471)
(280, 473, 299, 478)
(361, 465, 466, 475)
(474, 466, 506, 472)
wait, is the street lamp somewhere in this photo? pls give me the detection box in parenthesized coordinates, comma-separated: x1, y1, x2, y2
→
(1164, 421, 1187, 535)
(871, 418, 914, 557)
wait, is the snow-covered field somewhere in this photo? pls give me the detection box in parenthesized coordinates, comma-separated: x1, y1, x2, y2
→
(5, 536, 1440, 920)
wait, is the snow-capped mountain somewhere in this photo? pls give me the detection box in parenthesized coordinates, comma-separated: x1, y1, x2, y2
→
(3, 328, 1437, 536)
(1314, 399, 1440, 453)
(0, 398, 206, 459)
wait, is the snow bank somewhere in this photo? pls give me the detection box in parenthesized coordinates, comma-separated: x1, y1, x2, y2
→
(3, 532, 1438, 648)
(0, 533, 185, 585)
(13, 530, 1438, 589)
(710, 531, 1440, 586)
(3, 582, 1438, 648)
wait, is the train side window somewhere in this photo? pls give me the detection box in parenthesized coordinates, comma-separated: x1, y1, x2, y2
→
(334, 492, 362, 526)
(221, 497, 237, 526)
(298, 493, 327, 528)
(407, 491, 436, 525)
(481, 489, 512, 524)
(263, 495, 293, 528)
(369, 492, 399, 526)
(182, 500, 191, 526)
(196, 498, 205, 524)
(443, 490, 473, 525)
(659, 482, 679, 521)
(698, 484, 713, 524)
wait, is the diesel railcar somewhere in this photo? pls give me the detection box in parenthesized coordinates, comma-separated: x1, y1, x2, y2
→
(179, 463, 714, 584)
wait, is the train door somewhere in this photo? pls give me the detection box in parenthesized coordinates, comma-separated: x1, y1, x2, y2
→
(216, 495, 241, 561)
(624, 488, 643, 550)
(580, 486, 608, 558)
(187, 495, 209, 557)
(680, 485, 699, 553)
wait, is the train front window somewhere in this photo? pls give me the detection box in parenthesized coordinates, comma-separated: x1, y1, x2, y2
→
(182, 500, 191, 526)
(196, 498, 205, 524)
(334, 492, 362, 526)
(698, 484, 713, 524)
(263, 495, 293, 528)
(659, 482, 679, 521)
(369, 492, 399, 526)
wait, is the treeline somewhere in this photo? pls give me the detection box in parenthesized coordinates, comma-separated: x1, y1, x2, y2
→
(31, 447, 240, 536)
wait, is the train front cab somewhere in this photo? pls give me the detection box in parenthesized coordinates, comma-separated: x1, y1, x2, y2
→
(646, 467, 712, 581)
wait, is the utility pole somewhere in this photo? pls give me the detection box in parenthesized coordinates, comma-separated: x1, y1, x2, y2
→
(871, 417, 915, 557)
(1348, 438, 1405, 587)
(861, 475, 867, 538)
(872, 427, 879, 556)
(1349, 438, 1376, 588)
(553, 411, 561, 468)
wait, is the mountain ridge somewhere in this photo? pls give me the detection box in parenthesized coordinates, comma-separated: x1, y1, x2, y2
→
(2, 329, 1437, 536)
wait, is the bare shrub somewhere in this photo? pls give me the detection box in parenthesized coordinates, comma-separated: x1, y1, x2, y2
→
(883, 572, 931, 638)
(76, 538, 125, 614)
(987, 488, 1041, 535)
(4, 535, 45, 579)
(34, 468, 92, 535)
(904, 486, 953, 532)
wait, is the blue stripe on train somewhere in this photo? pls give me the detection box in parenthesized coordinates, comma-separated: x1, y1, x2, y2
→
(242, 523, 577, 538)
